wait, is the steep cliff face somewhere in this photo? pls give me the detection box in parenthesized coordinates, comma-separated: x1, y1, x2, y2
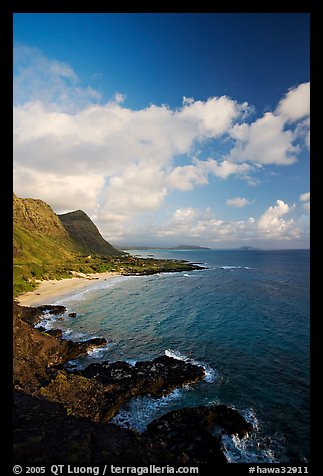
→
(13, 195, 121, 296)
(58, 209, 122, 257)
(13, 193, 70, 238)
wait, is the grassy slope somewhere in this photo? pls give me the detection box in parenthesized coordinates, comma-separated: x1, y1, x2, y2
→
(13, 195, 199, 297)
(58, 210, 122, 257)
(13, 195, 105, 296)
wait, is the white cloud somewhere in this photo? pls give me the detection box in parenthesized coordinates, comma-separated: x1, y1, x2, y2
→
(13, 167, 104, 213)
(299, 192, 310, 214)
(13, 47, 310, 243)
(228, 112, 298, 165)
(158, 200, 300, 242)
(226, 197, 254, 208)
(167, 163, 209, 191)
(258, 200, 299, 238)
(299, 192, 310, 202)
(49, 60, 78, 82)
(113, 92, 126, 104)
(13, 77, 248, 221)
(302, 202, 310, 213)
(276, 82, 310, 122)
(14, 45, 101, 112)
(205, 159, 252, 178)
(306, 130, 310, 149)
(176, 96, 247, 139)
(167, 158, 252, 191)
(101, 163, 168, 217)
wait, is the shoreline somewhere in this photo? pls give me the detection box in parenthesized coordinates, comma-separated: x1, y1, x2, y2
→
(16, 271, 122, 307)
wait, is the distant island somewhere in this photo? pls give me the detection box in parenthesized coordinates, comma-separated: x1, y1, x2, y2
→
(170, 245, 210, 250)
(121, 245, 210, 250)
(239, 246, 261, 250)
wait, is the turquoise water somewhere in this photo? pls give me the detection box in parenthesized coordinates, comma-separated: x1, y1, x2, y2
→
(40, 249, 310, 463)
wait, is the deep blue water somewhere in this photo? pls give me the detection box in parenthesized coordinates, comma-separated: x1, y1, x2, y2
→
(39, 249, 310, 463)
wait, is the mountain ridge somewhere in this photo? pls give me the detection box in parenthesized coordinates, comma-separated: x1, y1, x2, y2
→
(58, 209, 121, 257)
(13, 194, 121, 296)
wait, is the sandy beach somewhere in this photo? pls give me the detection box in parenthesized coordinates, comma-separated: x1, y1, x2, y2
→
(16, 272, 122, 307)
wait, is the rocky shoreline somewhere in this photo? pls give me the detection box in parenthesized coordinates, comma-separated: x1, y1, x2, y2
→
(13, 301, 253, 464)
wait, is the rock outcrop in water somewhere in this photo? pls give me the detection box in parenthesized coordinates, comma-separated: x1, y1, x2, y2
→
(13, 301, 254, 464)
(144, 406, 253, 464)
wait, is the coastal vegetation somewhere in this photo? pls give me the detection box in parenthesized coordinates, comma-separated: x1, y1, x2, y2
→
(13, 194, 201, 297)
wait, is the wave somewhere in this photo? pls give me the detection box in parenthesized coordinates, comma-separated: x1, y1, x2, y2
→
(213, 265, 252, 270)
(164, 349, 216, 383)
(61, 328, 88, 341)
(53, 275, 133, 305)
(125, 359, 137, 367)
(112, 389, 182, 432)
(221, 407, 286, 463)
(35, 310, 68, 330)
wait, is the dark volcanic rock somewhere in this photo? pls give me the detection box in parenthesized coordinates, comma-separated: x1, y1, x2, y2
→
(14, 301, 254, 465)
(78, 355, 205, 421)
(82, 355, 205, 395)
(14, 390, 177, 465)
(18, 303, 66, 326)
(41, 328, 63, 338)
(63, 337, 108, 361)
(13, 302, 108, 392)
(81, 360, 135, 385)
(144, 405, 253, 464)
(38, 305, 67, 315)
(134, 355, 205, 396)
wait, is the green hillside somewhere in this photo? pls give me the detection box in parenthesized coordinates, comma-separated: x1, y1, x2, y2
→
(58, 210, 122, 257)
(13, 194, 202, 298)
(13, 195, 121, 296)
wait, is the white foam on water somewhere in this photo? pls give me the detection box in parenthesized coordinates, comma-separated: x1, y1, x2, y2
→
(126, 359, 137, 367)
(164, 349, 217, 383)
(218, 265, 242, 270)
(61, 328, 88, 340)
(221, 433, 280, 463)
(35, 309, 68, 330)
(53, 275, 133, 306)
(112, 388, 182, 432)
(221, 407, 285, 463)
(87, 341, 115, 358)
(241, 407, 260, 432)
(53, 289, 90, 305)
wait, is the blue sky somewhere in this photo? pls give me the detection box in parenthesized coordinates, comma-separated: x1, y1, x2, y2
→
(13, 13, 310, 248)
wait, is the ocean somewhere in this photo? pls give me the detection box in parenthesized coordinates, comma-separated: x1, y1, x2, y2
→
(38, 249, 310, 463)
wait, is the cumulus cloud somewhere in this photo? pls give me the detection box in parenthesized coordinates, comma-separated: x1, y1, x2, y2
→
(228, 113, 299, 165)
(226, 82, 310, 165)
(158, 200, 299, 242)
(276, 82, 310, 122)
(299, 192, 310, 202)
(226, 197, 254, 208)
(258, 200, 299, 238)
(299, 192, 310, 213)
(13, 55, 248, 222)
(13, 47, 310, 243)
(176, 96, 248, 139)
(167, 158, 252, 191)
(167, 163, 209, 191)
(13, 167, 104, 213)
